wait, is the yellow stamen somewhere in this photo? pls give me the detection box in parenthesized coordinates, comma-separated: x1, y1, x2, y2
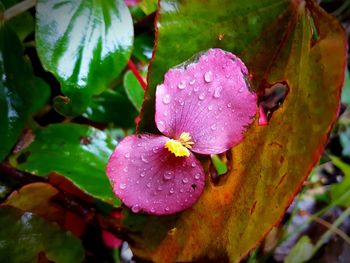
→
(164, 132, 194, 157)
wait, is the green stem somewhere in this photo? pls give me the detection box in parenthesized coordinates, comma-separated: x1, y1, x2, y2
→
(3, 0, 36, 22)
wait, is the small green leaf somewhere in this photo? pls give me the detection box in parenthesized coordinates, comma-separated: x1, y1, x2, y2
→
(0, 206, 84, 263)
(36, 0, 134, 116)
(138, 0, 158, 15)
(341, 70, 350, 105)
(285, 236, 314, 263)
(0, 25, 50, 161)
(13, 123, 120, 205)
(330, 156, 350, 207)
(211, 155, 228, 175)
(133, 33, 154, 62)
(123, 70, 144, 111)
(83, 87, 138, 128)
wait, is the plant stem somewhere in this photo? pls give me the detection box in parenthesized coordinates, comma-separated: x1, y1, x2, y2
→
(3, 0, 36, 22)
(127, 60, 147, 90)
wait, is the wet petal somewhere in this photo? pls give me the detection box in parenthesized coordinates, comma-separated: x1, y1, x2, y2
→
(106, 134, 205, 215)
(155, 48, 257, 154)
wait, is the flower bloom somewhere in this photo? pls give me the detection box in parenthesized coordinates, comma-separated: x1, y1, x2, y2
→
(106, 49, 257, 215)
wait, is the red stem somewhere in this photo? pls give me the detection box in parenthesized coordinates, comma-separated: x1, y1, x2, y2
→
(127, 60, 147, 91)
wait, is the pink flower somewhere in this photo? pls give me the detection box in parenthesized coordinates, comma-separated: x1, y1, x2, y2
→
(106, 49, 257, 215)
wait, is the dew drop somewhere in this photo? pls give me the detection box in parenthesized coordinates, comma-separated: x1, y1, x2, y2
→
(169, 188, 175, 194)
(182, 178, 189, 184)
(141, 154, 149, 163)
(180, 188, 184, 193)
(208, 105, 213, 111)
(214, 86, 222, 98)
(190, 79, 196, 85)
(227, 102, 232, 108)
(119, 183, 127, 189)
(131, 204, 140, 213)
(204, 71, 213, 83)
(199, 93, 206, 100)
(225, 74, 231, 78)
(140, 171, 146, 178)
(157, 120, 166, 132)
(163, 111, 168, 116)
(163, 171, 174, 180)
(157, 185, 163, 191)
(211, 124, 217, 131)
(165, 207, 170, 212)
(178, 98, 184, 106)
(146, 182, 151, 188)
(191, 162, 196, 168)
(123, 167, 128, 172)
(137, 142, 142, 147)
(195, 173, 201, 180)
(152, 147, 159, 153)
(162, 94, 171, 104)
(124, 152, 130, 159)
(194, 86, 199, 92)
(177, 81, 186, 90)
(151, 207, 155, 213)
(238, 87, 244, 93)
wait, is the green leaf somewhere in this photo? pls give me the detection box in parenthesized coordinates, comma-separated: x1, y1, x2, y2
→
(0, 25, 50, 161)
(133, 32, 154, 63)
(0, 206, 84, 263)
(83, 87, 138, 128)
(123, 70, 145, 111)
(12, 123, 120, 205)
(285, 236, 314, 263)
(36, 0, 134, 116)
(330, 156, 350, 207)
(133, 0, 347, 262)
(138, 0, 158, 15)
(341, 70, 350, 105)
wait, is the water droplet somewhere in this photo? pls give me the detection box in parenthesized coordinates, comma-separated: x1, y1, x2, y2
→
(199, 93, 205, 100)
(163, 111, 168, 116)
(157, 120, 165, 132)
(146, 182, 151, 188)
(141, 154, 149, 163)
(225, 74, 231, 78)
(204, 71, 213, 83)
(238, 87, 244, 93)
(227, 103, 232, 108)
(151, 207, 155, 213)
(177, 81, 186, 89)
(157, 185, 163, 191)
(131, 204, 140, 213)
(163, 94, 171, 104)
(124, 152, 130, 159)
(137, 142, 142, 147)
(190, 79, 196, 85)
(152, 147, 159, 153)
(214, 86, 222, 98)
(195, 173, 200, 180)
(163, 171, 174, 180)
(136, 180, 140, 184)
(194, 86, 199, 92)
(165, 207, 170, 212)
(211, 124, 217, 130)
(119, 183, 126, 189)
(208, 105, 213, 111)
(182, 178, 189, 184)
(180, 188, 184, 193)
(123, 167, 128, 172)
(191, 162, 196, 168)
(178, 98, 184, 106)
(140, 171, 146, 178)
(218, 106, 223, 111)
(169, 188, 175, 194)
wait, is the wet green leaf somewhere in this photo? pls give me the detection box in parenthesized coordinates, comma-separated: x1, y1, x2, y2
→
(330, 156, 350, 207)
(285, 236, 314, 263)
(133, 0, 346, 261)
(133, 33, 154, 63)
(123, 70, 144, 111)
(139, 0, 158, 15)
(83, 88, 138, 128)
(0, 206, 84, 263)
(0, 25, 50, 161)
(36, 0, 133, 116)
(13, 123, 120, 205)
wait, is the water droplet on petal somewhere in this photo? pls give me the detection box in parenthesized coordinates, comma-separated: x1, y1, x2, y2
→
(177, 81, 186, 90)
(165, 207, 170, 212)
(140, 171, 146, 178)
(191, 162, 196, 168)
(141, 154, 149, 163)
(119, 183, 127, 189)
(163, 171, 174, 180)
(124, 152, 130, 159)
(208, 105, 213, 111)
(146, 182, 151, 188)
(214, 86, 222, 98)
(178, 98, 184, 106)
(199, 93, 205, 100)
(194, 86, 199, 92)
(163, 111, 168, 116)
(152, 147, 159, 153)
(163, 94, 171, 104)
(131, 204, 140, 213)
(169, 188, 175, 194)
(182, 178, 189, 184)
(123, 167, 128, 172)
(180, 188, 184, 193)
(211, 124, 217, 130)
(204, 71, 213, 83)
(157, 185, 163, 191)
(151, 207, 155, 213)
(227, 103, 232, 108)
(190, 79, 196, 85)
(238, 87, 244, 93)
(157, 120, 166, 132)
(195, 173, 200, 180)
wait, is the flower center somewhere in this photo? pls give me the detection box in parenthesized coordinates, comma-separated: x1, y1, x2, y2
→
(164, 132, 194, 157)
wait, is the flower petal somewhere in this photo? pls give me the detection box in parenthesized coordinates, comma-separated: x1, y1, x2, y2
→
(155, 48, 257, 154)
(106, 134, 205, 215)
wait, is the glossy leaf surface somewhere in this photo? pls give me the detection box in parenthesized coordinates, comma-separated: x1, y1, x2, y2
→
(36, 0, 133, 115)
(123, 70, 145, 111)
(330, 156, 350, 207)
(13, 123, 120, 205)
(0, 206, 84, 263)
(0, 25, 50, 161)
(134, 0, 347, 261)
